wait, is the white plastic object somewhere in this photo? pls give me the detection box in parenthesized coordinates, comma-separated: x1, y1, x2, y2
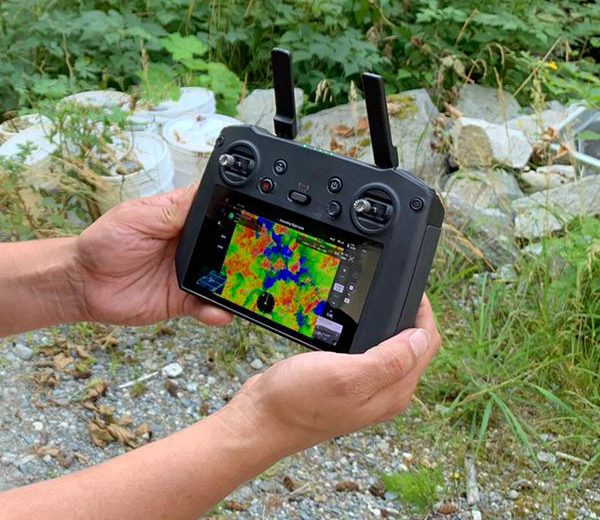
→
(61, 90, 132, 111)
(162, 113, 240, 188)
(95, 132, 175, 213)
(0, 114, 51, 143)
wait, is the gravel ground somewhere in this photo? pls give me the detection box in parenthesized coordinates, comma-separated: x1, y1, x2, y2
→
(1, 319, 598, 519)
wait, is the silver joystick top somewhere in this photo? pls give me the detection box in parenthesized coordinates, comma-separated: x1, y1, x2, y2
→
(219, 154, 236, 167)
(353, 198, 372, 214)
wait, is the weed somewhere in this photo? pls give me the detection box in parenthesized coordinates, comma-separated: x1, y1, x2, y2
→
(381, 468, 443, 513)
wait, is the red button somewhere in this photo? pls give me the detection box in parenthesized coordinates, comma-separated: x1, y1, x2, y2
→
(260, 178, 274, 193)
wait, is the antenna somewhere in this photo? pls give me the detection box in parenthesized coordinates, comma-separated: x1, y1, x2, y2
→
(271, 48, 298, 140)
(361, 72, 398, 169)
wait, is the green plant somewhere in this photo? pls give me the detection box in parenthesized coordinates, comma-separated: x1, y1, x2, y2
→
(381, 468, 443, 513)
(422, 217, 600, 466)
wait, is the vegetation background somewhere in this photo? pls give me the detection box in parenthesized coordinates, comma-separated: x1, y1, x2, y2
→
(1, 0, 599, 510)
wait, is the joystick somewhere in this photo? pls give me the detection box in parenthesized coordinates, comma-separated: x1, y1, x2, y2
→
(176, 48, 444, 354)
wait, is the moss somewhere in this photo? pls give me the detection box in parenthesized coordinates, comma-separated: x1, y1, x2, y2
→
(386, 94, 418, 119)
(359, 137, 371, 148)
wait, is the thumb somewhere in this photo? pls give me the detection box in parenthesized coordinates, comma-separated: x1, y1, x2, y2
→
(363, 328, 431, 390)
(134, 181, 200, 239)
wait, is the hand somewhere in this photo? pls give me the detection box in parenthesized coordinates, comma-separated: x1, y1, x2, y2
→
(229, 295, 440, 455)
(73, 183, 232, 327)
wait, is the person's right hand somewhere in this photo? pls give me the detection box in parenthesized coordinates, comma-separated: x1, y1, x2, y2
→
(228, 294, 440, 456)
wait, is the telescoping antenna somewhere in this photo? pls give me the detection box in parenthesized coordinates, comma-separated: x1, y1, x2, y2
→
(271, 48, 298, 140)
(361, 72, 399, 169)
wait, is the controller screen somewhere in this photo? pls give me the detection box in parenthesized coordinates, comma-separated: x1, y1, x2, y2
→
(185, 186, 382, 352)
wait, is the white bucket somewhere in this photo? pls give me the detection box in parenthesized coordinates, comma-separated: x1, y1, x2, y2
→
(0, 114, 51, 143)
(95, 132, 175, 213)
(62, 90, 132, 111)
(162, 114, 240, 188)
(132, 87, 216, 133)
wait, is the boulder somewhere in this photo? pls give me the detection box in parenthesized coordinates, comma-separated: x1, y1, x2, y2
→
(297, 89, 446, 184)
(520, 165, 576, 192)
(507, 109, 568, 146)
(452, 117, 533, 169)
(513, 175, 600, 239)
(443, 192, 518, 267)
(456, 84, 521, 124)
(237, 88, 305, 133)
(443, 168, 522, 211)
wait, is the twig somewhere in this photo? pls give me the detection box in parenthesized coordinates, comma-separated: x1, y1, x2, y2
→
(118, 371, 159, 390)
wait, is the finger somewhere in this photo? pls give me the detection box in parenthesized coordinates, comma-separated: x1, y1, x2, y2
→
(414, 294, 441, 355)
(361, 327, 431, 391)
(185, 300, 233, 325)
(138, 188, 188, 207)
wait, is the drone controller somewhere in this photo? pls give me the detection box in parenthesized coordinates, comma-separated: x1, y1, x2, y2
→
(175, 49, 444, 354)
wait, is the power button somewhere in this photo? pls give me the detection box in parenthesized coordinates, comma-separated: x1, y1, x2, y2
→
(260, 177, 274, 194)
(328, 177, 343, 193)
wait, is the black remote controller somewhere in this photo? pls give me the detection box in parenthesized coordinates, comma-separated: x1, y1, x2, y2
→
(176, 48, 444, 354)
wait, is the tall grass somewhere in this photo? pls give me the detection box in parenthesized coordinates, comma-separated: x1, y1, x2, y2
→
(423, 217, 600, 470)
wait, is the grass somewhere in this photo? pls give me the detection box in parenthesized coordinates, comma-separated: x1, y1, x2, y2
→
(420, 216, 600, 473)
(381, 468, 443, 513)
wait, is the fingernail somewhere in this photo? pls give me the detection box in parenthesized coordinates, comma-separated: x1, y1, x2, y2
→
(409, 329, 429, 359)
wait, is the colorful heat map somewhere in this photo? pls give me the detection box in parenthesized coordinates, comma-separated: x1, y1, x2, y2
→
(220, 212, 342, 337)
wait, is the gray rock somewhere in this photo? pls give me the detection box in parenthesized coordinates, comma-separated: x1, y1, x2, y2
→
(297, 89, 446, 184)
(13, 343, 33, 361)
(237, 88, 305, 134)
(32, 421, 44, 431)
(520, 169, 572, 192)
(452, 117, 533, 169)
(206, 376, 217, 385)
(507, 109, 568, 145)
(249, 358, 264, 370)
(537, 451, 557, 464)
(472, 511, 483, 520)
(443, 168, 522, 211)
(456, 84, 521, 124)
(443, 192, 518, 267)
(234, 363, 249, 383)
(1, 453, 17, 466)
(513, 175, 600, 239)
(508, 489, 519, 500)
(161, 362, 183, 378)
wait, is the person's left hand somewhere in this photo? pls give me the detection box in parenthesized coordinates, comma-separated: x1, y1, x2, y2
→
(72, 183, 232, 327)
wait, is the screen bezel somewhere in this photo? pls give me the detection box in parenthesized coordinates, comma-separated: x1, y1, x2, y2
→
(182, 186, 384, 353)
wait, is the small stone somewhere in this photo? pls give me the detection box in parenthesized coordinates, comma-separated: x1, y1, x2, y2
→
(537, 451, 557, 464)
(185, 382, 198, 393)
(207, 376, 217, 385)
(43, 454, 52, 463)
(249, 358, 264, 370)
(511, 478, 533, 490)
(397, 463, 408, 472)
(233, 364, 249, 383)
(1, 453, 17, 466)
(384, 491, 397, 501)
(377, 440, 390, 452)
(13, 343, 33, 361)
(401, 452, 413, 463)
(32, 421, 44, 431)
(161, 362, 183, 378)
(472, 511, 483, 520)
(508, 490, 519, 500)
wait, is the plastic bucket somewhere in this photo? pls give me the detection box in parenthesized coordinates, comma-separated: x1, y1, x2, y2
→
(162, 114, 240, 188)
(95, 132, 175, 213)
(62, 90, 132, 111)
(133, 87, 216, 133)
(0, 114, 51, 143)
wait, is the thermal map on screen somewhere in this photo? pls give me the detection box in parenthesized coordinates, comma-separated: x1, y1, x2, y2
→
(219, 211, 343, 337)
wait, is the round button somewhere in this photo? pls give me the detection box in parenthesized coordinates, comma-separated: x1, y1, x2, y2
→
(328, 177, 343, 193)
(260, 178, 274, 194)
(273, 159, 287, 175)
(409, 197, 424, 212)
(327, 201, 342, 219)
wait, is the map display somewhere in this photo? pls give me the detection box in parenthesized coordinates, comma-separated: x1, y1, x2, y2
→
(220, 211, 343, 337)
